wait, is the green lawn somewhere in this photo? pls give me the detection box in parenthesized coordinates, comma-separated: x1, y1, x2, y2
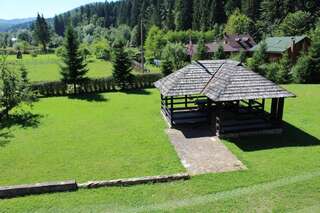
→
(0, 89, 184, 186)
(6, 54, 161, 82)
(1, 85, 320, 212)
(6, 54, 113, 82)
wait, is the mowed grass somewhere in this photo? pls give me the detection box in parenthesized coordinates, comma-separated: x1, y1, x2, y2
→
(1, 85, 320, 212)
(0, 89, 184, 186)
(6, 54, 161, 82)
(6, 54, 113, 82)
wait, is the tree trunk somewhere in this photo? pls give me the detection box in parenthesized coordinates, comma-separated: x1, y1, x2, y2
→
(74, 83, 77, 94)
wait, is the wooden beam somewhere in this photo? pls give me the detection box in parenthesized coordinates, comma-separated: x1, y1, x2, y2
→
(170, 96, 174, 126)
(277, 98, 284, 122)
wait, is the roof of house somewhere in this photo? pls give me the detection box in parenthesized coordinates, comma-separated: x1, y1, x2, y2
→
(250, 36, 308, 53)
(154, 60, 295, 101)
(188, 34, 256, 55)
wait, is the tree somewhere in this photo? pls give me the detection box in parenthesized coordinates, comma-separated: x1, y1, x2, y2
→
(241, 0, 261, 21)
(175, 0, 193, 30)
(213, 44, 226, 59)
(247, 41, 268, 75)
(195, 36, 207, 60)
(292, 54, 312, 83)
(306, 25, 320, 83)
(224, 9, 253, 34)
(161, 42, 188, 71)
(161, 58, 174, 76)
(144, 26, 165, 63)
(33, 14, 51, 52)
(0, 56, 35, 119)
(276, 11, 312, 36)
(60, 24, 88, 94)
(112, 44, 133, 90)
(277, 53, 292, 83)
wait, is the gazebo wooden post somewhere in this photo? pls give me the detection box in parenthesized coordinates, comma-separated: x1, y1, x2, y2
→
(215, 102, 222, 136)
(170, 96, 174, 126)
(271, 98, 285, 126)
(185, 95, 188, 108)
(276, 98, 284, 124)
(207, 98, 213, 125)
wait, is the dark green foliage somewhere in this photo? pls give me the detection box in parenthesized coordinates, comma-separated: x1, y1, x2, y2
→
(33, 14, 51, 52)
(195, 37, 207, 60)
(307, 26, 320, 83)
(60, 24, 88, 93)
(241, 0, 261, 20)
(161, 59, 174, 76)
(247, 41, 268, 75)
(265, 62, 279, 82)
(277, 53, 292, 84)
(0, 56, 35, 118)
(112, 44, 134, 90)
(276, 11, 312, 36)
(175, 0, 193, 30)
(213, 45, 226, 60)
(292, 54, 312, 83)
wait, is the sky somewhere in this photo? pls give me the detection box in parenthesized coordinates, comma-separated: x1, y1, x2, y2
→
(0, 0, 107, 20)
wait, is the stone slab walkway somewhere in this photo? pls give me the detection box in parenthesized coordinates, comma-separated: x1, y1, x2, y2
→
(166, 126, 246, 175)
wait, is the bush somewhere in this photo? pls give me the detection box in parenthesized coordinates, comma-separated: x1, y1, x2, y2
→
(92, 39, 110, 60)
(161, 42, 188, 71)
(292, 54, 312, 83)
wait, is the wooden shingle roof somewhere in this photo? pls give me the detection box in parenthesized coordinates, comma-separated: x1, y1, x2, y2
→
(154, 60, 295, 101)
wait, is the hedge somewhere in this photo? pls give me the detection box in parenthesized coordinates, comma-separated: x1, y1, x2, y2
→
(31, 73, 163, 97)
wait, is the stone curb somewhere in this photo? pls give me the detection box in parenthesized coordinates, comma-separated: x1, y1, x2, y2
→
(78, 173, 190, 189)
(0, 180, 77, 199)
(0, 174, 190, 199)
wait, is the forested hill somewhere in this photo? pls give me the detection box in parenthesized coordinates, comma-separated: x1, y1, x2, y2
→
(53, 0, 320, 37)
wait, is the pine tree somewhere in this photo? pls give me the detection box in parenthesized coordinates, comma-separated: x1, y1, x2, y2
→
(33, 14, 51, 52)
(213, 45, 226, 59)
(195, 37, 207, 60)
(175, 0, 193, 30)
(161, 58, 174, 76)
(112, 44, 134, 90)
(277, 53, 292, 84)
(247, 41, 268, 75)
(60, 24, 88, 94)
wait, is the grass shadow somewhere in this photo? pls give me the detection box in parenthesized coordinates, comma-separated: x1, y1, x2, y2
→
(68, 93, 108, 102)
(122, 89, 151, 95)
(0, 131, 14, 147)
(226, 121, 320, 152)
(0, 111, 43, 148)
(0, 112, 43, 129)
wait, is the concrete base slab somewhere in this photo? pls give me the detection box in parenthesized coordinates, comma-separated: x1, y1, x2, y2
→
(166, 126, 246, 175)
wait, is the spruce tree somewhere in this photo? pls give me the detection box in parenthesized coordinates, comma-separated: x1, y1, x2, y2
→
(213, 45, 226, 60)
(161, 58, 174, 76)
(277, 53, 292, 84)
(175, 0, 193, 30)
(33, 14, 50, 52)
(112, 44, 133, 90)
(195, 37, 207, 60)
(60, 24, 88, 94)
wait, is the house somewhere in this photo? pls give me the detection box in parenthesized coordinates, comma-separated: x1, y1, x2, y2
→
(188, 34, 256, 57)
(154, 60, 295, 137)
(251, 36, 310, 61)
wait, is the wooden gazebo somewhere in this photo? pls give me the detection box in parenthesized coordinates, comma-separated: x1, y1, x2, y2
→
(154, 60, 295, 137)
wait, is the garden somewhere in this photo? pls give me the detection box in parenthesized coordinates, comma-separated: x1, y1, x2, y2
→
(0, 84, 320, 212)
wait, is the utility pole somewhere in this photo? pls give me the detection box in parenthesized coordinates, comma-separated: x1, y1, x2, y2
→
(140, 19, 145, 73)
